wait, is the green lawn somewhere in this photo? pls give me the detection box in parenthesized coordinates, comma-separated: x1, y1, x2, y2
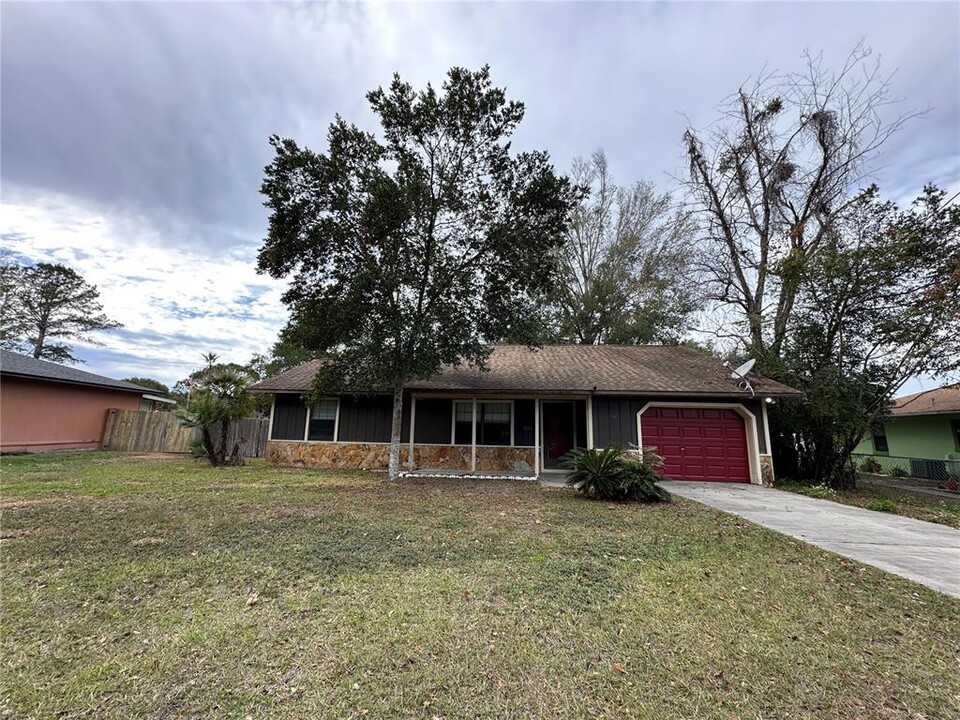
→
(2, 453, 958, 719)
(779, 481, 960, 529)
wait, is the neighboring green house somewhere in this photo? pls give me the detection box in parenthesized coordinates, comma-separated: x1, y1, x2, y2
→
(854, 385, 960, 484)
(856, 385, 960, 458)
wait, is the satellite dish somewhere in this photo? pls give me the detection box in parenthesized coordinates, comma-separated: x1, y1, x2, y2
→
(729, 358, 756, 379)
(723, 358, 757, 397)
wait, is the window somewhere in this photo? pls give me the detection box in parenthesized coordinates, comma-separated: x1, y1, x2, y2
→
(952, 420, 960, 451)
(452, 401, 513, 446)
(308, 399, 338, 441)
(872, 424, 889, 453)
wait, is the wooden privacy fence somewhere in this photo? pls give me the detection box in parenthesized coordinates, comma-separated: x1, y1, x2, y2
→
(101, 409, 269, 457)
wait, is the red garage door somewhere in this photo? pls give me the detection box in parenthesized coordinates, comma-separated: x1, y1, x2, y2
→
(642, 407, 750, 482)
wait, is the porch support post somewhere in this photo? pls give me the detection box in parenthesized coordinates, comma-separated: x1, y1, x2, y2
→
(470, 398, 477, 472)
(408, 395, 416, 470)
(586, 395, 594, 450)
(534, 398, 540, 476)
(267, 395, 276, 442)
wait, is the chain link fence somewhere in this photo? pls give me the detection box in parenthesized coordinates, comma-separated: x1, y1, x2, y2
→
(852, 452, 960, 491)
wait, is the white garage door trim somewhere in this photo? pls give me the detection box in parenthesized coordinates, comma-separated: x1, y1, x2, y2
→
(637, 402, 763, 485)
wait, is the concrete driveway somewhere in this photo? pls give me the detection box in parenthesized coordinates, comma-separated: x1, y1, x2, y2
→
(659, 481, 960, 599)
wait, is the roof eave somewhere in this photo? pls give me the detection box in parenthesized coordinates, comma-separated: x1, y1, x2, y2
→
(2, 371, 149, 394)
(252, 386, 802, 398)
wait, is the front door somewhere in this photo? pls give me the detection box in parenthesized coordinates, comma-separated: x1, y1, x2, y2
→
(542, 401, 576, 470)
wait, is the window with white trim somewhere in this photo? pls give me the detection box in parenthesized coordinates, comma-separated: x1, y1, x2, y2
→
(453, 400, 511, 446)
(308, 399, 338, 441)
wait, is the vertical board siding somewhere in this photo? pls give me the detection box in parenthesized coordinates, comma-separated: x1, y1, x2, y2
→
(593, 397, 645, 448)
(414, 398, 454, 444)
(272, 394, 307, 440)
(101, 409, 269, 457)
(338, 395, 394, 443)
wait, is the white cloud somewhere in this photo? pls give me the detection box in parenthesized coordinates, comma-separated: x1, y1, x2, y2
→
(2, 191, 287, 385)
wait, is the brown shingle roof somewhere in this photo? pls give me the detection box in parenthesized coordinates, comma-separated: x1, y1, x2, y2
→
(250, 345, 801, 398)
(891, 385, 960, 416)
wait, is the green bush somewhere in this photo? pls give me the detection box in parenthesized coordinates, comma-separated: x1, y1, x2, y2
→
(562, 447, 669, 503)
(780, 483, 837, 499)
(865, 498, 897, 513)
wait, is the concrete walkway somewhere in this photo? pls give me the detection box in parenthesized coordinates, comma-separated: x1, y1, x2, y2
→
(659, 481, 960, 599)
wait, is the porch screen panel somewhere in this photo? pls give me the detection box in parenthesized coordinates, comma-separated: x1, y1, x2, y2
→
(477, 402, 511, 446)
(453, 402, 472, 445)
(514, 399, 535, 446)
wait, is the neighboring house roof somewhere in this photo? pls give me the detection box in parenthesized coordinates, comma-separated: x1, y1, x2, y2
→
(142, 394, 177, 405)
(0, 349, 153, 394)
(891, 385, 960, 416)
(250, 345, 801, 398)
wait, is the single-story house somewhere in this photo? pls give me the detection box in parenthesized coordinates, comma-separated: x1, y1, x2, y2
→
(250, 345, 801, 484)
(0, 349, 156, 452)
(855, 385, 960, 460)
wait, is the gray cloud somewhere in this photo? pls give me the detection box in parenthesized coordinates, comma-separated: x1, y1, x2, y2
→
(1, 2, 957, 387)
(3, 2, 957, 255)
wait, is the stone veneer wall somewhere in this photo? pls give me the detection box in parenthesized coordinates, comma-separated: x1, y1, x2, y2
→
(408, 445, 472, 472)
(759, 454, 775, 485)
(475, 446, 535, 474)
(266, 440, 395, 470)
(266, 440, 537, 474)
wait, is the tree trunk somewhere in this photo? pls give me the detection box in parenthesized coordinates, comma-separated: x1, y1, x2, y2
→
(216, 419, 230, 468)
(32, 316, 47, 359)
(200, 425, 217, 467)
(387, 382, 404, 481)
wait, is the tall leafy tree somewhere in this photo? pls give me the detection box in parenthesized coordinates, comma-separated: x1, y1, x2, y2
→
(1, 262, 122, 363)
(257, 66, 577, 479)
(0, 259, 30, 351)
(553, 149, 698, 344)
(771, 185, 960, 486)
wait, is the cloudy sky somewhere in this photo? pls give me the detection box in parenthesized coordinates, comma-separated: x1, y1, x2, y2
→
(2, 2, 958, 390)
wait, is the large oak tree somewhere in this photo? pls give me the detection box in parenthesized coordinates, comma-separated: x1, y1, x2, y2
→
(257, 66, 577, 479)
(772, 185, 960, 486)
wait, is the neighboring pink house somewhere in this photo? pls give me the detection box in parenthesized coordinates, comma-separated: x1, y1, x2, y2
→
(1, 350, 152, 452)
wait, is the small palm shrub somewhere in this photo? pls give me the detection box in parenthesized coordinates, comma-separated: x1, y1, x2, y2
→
(562, 447, 669, 502)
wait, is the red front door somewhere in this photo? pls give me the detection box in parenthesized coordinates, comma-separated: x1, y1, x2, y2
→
(642, 407, 750, 482)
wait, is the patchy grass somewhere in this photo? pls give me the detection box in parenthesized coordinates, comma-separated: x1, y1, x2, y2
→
(2, 452, 958, 719)
(780, 480, 960, 529)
